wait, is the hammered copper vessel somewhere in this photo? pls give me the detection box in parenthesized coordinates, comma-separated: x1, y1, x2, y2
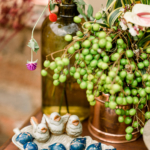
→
(88, 93, 146, 143)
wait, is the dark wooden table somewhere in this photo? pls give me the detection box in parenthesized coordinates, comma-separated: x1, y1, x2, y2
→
(0, 109, 148, 150)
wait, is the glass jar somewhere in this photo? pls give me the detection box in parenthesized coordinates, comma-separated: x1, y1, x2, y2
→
(41, 0, 90, 121)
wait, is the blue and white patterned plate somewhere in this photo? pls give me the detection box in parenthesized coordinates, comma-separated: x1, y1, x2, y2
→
(12, 125, 116, 150)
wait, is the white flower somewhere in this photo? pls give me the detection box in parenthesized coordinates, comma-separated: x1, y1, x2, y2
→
(124, 4, 150, 27)
(120, 21, 127, 30)
(129, 27, 137, 36)
(120, 8, 125, 12)
(133, 49, 139, 54)
(127, 23, 132, 28)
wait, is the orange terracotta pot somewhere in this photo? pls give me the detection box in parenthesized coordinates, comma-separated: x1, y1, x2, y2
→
(88, 93, 146, 143)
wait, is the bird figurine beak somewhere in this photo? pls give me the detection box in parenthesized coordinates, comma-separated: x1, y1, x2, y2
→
(54, 115, 61, 122)
(41, 127, 47, 133)
(72, 120, 79, 126)
(66, 113, 71, 116)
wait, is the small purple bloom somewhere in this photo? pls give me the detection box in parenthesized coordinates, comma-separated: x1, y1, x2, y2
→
(26, 61, 37, 71)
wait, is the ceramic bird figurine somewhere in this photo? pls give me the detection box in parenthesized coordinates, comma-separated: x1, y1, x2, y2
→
(30, 116, 50, 143)
(66, 115, 82, 138)
(44, 112, 70, 135)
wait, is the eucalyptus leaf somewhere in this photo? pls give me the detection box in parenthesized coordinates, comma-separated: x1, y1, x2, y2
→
(77, 4, 88, 21)
(28, 39, 39, 53)
(87, 4, 93, 18)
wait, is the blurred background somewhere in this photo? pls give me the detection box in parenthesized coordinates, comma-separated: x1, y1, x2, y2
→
(0, 0, 106, 146)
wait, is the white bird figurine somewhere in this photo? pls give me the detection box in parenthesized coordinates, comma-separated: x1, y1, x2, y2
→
(30, 116, 50, 143)
(66, 115, 82, 138)
(44, 112, 70, 135)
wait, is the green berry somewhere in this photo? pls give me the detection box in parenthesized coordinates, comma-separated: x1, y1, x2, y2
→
(59, 74, 67, 82)
(53, 73, 59, 80)
(95, 12, 102, 20)
(41, 70, 47, 76)
(50, 62, 57, 70)
(125, 126, 133, 134)
(90, 100, 96, 106)
(118, 116, 124, 122)
(125, 133, 133, 141)
(53, 80, 60, 86)
(44, 60, 50, 67)
(62, 58, 70, 66)
(65, 34, 72, 42)
(126, 50, 134, 58)
(109, 101, 117, 109)
(73, 16, 81, 23)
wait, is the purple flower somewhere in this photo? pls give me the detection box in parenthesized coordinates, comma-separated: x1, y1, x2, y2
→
(26, 61, 37, 71)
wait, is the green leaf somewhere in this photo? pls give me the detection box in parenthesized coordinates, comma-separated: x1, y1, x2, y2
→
(138, 35, 150, 47)
(50, 2, 55, 11)
(28, 39, 39, 53)
(146, 28, 150, 32)
(77, 4, 88, 21)
(90, 16, 95, 21)
(121, 0, 134, 5)
(106, 0, 117, 11)
(114, 0, 123, 8)
(74, 0, 86, 5)
(140, 0, 147, 3)
(147, 0, 150, 4)
(87, 4, 93, 18)
(96, 21, 109, 27)
(107, 7, 122, 27)
(121, 0, 125, 7)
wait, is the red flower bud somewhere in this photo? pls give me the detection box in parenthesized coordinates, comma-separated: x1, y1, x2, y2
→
(49, 13, 57, 22)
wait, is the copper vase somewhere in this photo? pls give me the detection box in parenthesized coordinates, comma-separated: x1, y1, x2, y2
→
(88, 93, 146, 143)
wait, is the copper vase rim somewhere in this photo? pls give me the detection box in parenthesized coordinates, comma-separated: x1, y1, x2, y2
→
(88, 117, 139, 137)
(95, 96, 132, 106)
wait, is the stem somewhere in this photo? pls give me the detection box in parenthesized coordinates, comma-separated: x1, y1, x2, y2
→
(48, 0, 51, 13)
(137, 116, 145, 126)
(31, 4, 48, 39)
(64, 83, 69, 113)
(31, 49, 33, 62)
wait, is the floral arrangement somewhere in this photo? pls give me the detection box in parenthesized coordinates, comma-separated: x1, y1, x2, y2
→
(28, 0, 150, 141)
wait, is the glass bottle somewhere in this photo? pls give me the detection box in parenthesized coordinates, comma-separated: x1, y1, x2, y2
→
(41, 0, 90, 121)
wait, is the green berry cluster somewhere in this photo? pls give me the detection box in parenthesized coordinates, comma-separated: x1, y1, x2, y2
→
(41, 12, 150, 141)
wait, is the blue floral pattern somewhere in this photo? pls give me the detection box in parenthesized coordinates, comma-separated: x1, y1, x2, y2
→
(23, 142, 38, 150)
(86, 143, 102, 150)
(70, 138, 86, 150)
(48, 143, 66, 150)
(16, 132, 34, 145)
